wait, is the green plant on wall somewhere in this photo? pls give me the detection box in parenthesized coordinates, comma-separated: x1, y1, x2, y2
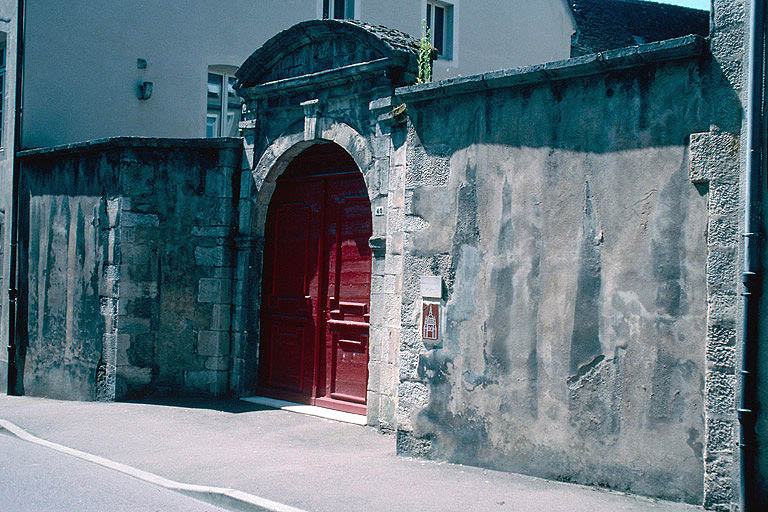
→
(417, 21, 433, 84)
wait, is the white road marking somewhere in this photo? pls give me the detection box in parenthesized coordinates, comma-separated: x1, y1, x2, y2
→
(0, 419, 306, 512)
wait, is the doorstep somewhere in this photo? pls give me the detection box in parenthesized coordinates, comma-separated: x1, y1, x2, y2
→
(241, 396, 368, 426)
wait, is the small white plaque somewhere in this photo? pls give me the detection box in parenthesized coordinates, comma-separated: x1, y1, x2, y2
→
(420, 276, 442, 299)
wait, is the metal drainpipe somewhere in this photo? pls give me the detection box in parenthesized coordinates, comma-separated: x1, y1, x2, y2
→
(6, 0, 24, 396)
(739, 0, 766, 509)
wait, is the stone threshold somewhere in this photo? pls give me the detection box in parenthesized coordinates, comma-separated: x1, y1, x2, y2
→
(240, 396, 368, 426)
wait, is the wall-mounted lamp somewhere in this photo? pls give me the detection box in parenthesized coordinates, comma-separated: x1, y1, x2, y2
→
(137, 81, 153, 100)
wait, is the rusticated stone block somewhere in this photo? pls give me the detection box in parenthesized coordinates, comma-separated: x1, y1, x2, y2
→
(198, 278, 232, 304)
(197, 330, 230, 357)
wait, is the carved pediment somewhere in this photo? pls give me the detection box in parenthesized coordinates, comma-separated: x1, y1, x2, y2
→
(235, 20, 420, 91)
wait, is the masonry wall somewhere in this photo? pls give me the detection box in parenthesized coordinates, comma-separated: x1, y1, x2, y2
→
(706, 0, 766, 508)
(0, 0, 18, 391)
(394, 51, 740, 505)
(18, 138, 241, 400)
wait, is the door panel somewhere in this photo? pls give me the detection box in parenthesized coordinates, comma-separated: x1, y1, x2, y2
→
(266, 322, 304, 392)
(259, 185, 323, 397)
(258, 144, 371, 415)
(319, 188, 372, 412)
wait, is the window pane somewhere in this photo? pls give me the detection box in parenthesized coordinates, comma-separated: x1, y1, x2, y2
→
(224, 107, 242, 136)
(206, 114, 219, 138)
(227, 76, 239, 108)
(224, 112, 237, 137)
(323, 0, 330, 18)
(207, 71, 241, 137)
(207, 73, 222, 110)
(334, 0, 345, 19)
(225, 76, 242, 137)
(207, 73, 222, 97)
(434, 6, 444, 55)
(426, 4, 432, 31)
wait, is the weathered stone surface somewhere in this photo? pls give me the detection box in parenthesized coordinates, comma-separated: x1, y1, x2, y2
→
(210, 304, 232, 332)
(19, 138, 242, 401)
(121, 211, 159, 228)
(183, 370, 228, 395)
(205, 168, 234, 198)
(198, 331, 230, 357)
(195, 246, 229, 267)
(204, 356, 230, 371)
(198, 278, 232, 304)
(192, 226, 231, 237)
(706, 371, 736, 416)
(704, 455, 736, 508)
(21, 194, 108, 401)
(688, 132, 710, 184)
(706, 418, 735, 454)
(393, 47, 729, 505)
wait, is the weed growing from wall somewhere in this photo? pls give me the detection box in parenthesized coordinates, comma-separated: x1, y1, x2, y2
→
(417, 22, 433, 84)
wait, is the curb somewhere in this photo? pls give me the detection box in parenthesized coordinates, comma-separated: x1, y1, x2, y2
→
(0, 419, 306, 512)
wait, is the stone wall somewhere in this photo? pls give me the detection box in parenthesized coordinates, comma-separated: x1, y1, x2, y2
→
(705, 0, 760, 509)
(393, 36, 739, 506)
(0, 0, 20, 394)
(17, 138, 242, 400)
(232, 13, 755, 506)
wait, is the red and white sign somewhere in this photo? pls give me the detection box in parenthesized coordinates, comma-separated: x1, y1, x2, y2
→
(422, 302, 439, 342)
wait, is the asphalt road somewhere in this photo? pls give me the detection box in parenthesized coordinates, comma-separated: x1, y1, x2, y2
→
(0, 433, 229, 512)
(1, 395, 703, 512)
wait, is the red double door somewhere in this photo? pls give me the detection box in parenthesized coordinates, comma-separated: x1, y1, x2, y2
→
(258, 144, 372, 415)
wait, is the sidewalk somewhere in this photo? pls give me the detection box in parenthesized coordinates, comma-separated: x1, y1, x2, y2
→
(0, 394, 702, 512)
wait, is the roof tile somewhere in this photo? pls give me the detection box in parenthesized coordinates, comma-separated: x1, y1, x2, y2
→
(569, 0, 709, 56)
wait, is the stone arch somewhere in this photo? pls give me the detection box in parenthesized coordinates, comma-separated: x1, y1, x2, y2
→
(249, 120, 376, 241)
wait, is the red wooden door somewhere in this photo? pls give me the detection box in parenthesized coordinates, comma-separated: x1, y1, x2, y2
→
(258, 144, 372, 415)
(258, 180, 323, 399)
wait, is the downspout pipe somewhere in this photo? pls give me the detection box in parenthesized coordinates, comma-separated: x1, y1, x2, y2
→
(6, 0, 24, 396)
(739, 0, 766, 509)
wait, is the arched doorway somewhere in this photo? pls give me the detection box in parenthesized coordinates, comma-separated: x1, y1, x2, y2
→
(257, 143, 372, 415)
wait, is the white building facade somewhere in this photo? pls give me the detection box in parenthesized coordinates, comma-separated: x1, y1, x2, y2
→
(9, 0, 575, 148)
